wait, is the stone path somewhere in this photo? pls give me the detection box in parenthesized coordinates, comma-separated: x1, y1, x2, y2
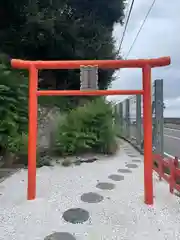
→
(0, 141, 180, 240)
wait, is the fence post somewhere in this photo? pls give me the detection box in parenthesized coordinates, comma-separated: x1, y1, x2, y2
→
(125, 99, 130, 139)
(158, 155, 163, 181)
(114, 104, 118, 126)
(174, 156, 179, 168)
(119, 102, 123, 135)
(154, 79, 164, 156)
(122, 100, 126, 137)
(136, 94, 142, 146)
(169, 158, 175, 194)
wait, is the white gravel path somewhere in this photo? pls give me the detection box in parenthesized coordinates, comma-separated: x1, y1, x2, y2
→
(0, 141, 180, 240)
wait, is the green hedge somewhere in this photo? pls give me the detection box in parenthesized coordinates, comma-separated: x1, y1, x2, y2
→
(54, 98, 117, 156)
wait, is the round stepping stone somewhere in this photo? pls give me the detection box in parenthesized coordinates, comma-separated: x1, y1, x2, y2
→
(108, 174, 124, 181)
(96, 182, 115, 190)
(81, 192, 104, 203)
(118, 168, 132, 173)
(62, 208, 89, 224)
(126, 163, 138, 169)
(128, 154, 138, 157)
(44, 232, 76, 240)
(132, 159, 141, 163)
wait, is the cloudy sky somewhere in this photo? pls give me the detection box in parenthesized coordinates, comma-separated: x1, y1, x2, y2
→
(108, 0, 180, 117)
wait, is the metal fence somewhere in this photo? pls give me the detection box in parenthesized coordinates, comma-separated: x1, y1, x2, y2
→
(115, 79, 164, 156)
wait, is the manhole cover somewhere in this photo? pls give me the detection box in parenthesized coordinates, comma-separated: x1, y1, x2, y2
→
(126, 163, 138, 169)
(81, 192, 103, 203)
(44, 232, 76, 240)
(118, 168, 132, 173)
(108, 174, 124, 181)
(96, 182, 115, 190)
(62, 208, 89, 224)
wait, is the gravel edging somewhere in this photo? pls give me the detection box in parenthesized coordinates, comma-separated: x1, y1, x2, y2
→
(0, 168, 21, 183)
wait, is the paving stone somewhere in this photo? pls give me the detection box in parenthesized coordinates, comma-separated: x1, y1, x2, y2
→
(44, 232, 76, 240)
(108, 174, 124, 181)
(81, 192, 104, 203)
(62, 208, 89, 224)
(96, 182, 115, 190)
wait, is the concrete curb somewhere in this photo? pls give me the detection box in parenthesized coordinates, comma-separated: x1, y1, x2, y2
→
(119, 136, 144, 155)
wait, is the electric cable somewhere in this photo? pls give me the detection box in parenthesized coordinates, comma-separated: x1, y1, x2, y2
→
(117, 0, 135, 56)
(125, 0, 157, 58)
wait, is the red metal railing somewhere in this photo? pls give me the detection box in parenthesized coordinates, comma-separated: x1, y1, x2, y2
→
(153, 154, 180, 193)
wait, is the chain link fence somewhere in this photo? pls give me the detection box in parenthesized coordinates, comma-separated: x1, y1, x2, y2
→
(115, 79, 164, 156)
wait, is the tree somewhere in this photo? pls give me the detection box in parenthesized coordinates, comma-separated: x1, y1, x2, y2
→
(68, 0, 125, 27)
(0, 53, 28, 163)
(0, 0, 126, 165)
(0, 0, 125, 91)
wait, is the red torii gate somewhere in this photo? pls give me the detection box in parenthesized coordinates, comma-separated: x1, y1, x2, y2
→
(11, 57, 171, 205)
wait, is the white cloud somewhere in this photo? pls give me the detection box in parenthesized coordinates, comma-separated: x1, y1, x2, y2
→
(108, 0, 180, 117)
(164, 97, 180, 117)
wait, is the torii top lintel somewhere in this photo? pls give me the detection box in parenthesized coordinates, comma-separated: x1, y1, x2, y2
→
(11, 57, 170, 70)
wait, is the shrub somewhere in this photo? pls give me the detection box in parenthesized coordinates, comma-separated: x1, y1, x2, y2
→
(6, 133, 27, 154)
(0, 53, 28, 164)
(54, 98, 117, 156)
(8, 133, 45, 167)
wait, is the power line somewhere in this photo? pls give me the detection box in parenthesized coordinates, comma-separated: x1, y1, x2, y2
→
(125, 0, 157, 58)
(117, 0, 135, 56)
